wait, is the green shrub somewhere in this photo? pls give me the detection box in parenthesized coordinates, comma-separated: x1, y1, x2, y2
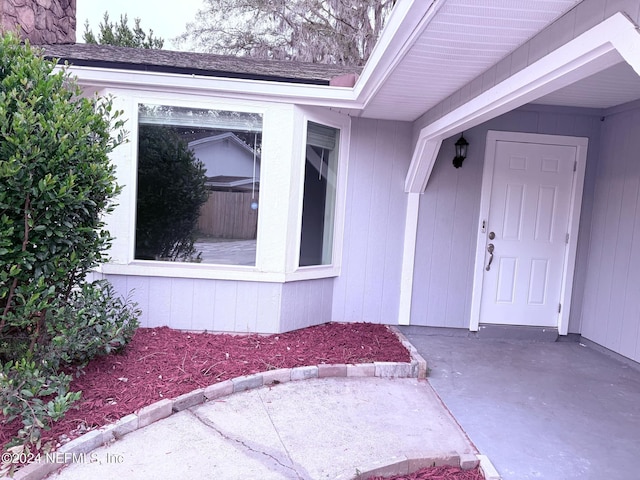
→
(0, 359, 80, 449)
(42, 280, 140, 369)
(0, 33, 140, 458)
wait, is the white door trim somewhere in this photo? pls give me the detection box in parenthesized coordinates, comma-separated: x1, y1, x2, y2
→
(469, 131, 588, 335)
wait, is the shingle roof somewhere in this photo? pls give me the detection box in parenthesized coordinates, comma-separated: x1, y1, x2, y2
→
(42, 43, 361, 86)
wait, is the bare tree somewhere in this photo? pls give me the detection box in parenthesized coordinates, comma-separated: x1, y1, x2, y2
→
(178, 0, 397, 66)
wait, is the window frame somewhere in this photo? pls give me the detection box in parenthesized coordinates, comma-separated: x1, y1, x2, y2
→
(290, 107, 351, 278)
(97, 91, 349, 283)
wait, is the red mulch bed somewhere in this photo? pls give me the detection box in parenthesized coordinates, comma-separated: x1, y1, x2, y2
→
(1, 322, 410, 451)
(367, 465, 484, 479)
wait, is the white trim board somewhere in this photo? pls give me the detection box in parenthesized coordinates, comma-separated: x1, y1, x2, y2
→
(469, 131, 588, 335)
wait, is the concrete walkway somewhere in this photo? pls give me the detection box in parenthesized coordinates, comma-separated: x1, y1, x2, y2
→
(399, 326, 640, 480)
(44, 377, 477, 480)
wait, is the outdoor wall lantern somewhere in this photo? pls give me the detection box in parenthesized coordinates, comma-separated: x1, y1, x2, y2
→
(453, 133, 469, 168)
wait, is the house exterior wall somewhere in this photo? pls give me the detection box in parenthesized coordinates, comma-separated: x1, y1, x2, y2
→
(280, 278, 334, 332)
(98, 273, 333, 334)
(332, 118, 413, 324)
(580, 100, 640, 362)
(1, 0, 76, 44)
(410, 105, 602, 331)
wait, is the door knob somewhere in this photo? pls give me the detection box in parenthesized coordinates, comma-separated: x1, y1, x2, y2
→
(488, 231, 495, 240)
(486, 243, 494, 271)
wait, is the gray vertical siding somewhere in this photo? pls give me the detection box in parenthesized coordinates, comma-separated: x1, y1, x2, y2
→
(102, 274, 334, 334)
(332, 117, 413, 324)
(580, 101, 640, 362)
(410, 105, 602, 331)
(103, 275, 283, 333)
(280, 278, 334, 332)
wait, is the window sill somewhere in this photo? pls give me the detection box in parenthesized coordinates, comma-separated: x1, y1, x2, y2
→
(97, 262, 339, 283)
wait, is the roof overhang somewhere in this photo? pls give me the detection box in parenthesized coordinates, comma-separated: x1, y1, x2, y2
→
(56, 1, 582, 121)
(405, 12, 640, 193)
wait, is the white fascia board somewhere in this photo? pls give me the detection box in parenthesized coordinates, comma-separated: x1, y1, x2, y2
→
(67, 65, 359, 109)
(64, 2, 445, 116)
(352, 0, 446, 110)
(406, 12, 638, 193)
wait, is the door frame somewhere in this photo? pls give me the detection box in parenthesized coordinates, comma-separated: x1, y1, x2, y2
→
(469, 131, 588, 335)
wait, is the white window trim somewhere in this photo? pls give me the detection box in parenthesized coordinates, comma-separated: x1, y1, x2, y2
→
(98, 89, 350, 283)
(290, 106, 351, 277)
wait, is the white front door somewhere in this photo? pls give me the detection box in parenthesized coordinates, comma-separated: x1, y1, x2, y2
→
(472, 132, 587, 330)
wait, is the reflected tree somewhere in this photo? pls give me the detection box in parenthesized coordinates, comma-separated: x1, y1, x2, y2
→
(135, 125, 208, 261)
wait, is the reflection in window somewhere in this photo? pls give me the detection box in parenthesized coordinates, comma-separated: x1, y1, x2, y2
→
(299, 122, 340, 266)
(135, 104, 262, 265)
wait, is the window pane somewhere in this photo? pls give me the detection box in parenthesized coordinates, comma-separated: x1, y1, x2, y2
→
(135, 104, 262, 265)
(299, 121, 340, 266)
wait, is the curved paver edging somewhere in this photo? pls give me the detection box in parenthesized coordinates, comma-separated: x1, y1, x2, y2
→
(344, 453, 501, 480)
(5, 328, 427, 480)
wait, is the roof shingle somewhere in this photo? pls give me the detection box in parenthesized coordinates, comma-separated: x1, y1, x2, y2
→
(42, 43, 361, 86)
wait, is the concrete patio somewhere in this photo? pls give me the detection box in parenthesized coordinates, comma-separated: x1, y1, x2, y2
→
(398, 326, 640, 480)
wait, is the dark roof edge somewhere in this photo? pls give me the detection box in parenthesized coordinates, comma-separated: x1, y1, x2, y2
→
(47, 56, 330, 86)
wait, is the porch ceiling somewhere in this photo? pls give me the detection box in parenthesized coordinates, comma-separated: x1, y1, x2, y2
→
(359, 0, 583, 121)
(532, 61, 640, 109)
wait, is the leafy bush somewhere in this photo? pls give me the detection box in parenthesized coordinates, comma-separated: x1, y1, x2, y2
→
(42, 280, 140, 369)
(0, 33, 140, 458)
(0, 359, 80, 450)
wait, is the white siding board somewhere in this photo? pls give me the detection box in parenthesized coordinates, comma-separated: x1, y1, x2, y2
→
(450, 90, 463, 112)
(610, 165, 639, 350)
(332, 118, 411, 325)
(580, 136, 610, 340)
(570, 0, 606, 46)
(510, 43, 530, 77)
(382, 123, 411, 323)
(605, 0, 638, 19)
(555, 114, 578, 136)
(495, 56, 512, 86)
(527, 27, 551, 66)
(233, 282, 259, 332)
(212, 281, 237, 332)
(169, 278, 195, 330)
(123, 276, 150, 327)
(545, 9, 576, 53)
(536, 111, 560, 135)
(281, 279, 332, 332)
(579, 104, 640, 362)
(147, 278, 172, 328)
(596, 123, 625, 348)
(362, 121, 395, 323)
(622, 187, 640, 359)
(469, 76, 484, 101)
(339, 119, 371, 320)
(191, 280, 216, 331)
(567, 115, 601, 333)
(256, 283, 281, 333)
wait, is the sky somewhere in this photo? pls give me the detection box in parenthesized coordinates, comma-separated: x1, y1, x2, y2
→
(76, 0, 206, 50)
